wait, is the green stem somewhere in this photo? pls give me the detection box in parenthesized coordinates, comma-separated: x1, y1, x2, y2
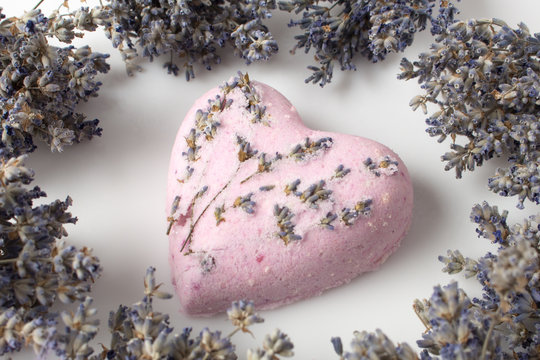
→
(480, 319, 495, 359)
(327, 1, 340, 13)
(227, 328, 240, 338)
(413, 303, 431, 332)
(166, 217, 175, 235)
(239, 172, 257, 184)
(33, 0, 46, 10)
(0, 258, 17, 265)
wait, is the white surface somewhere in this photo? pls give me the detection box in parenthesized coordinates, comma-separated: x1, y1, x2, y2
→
(5, 0, 540, 358)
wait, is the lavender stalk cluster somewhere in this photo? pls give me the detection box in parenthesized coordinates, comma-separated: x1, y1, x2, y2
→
(91, 0, 278, 80)
(0, 154, 101, 357)
(436, 202, 540, 358)
(400, 17, 540, 208)
(279, 0, 458, 86)
(98, 268, 290, 360)
(5, 261, 293, 359)
(0, 7, 110, 156)
(413, 282, 511, 359)
(0, 6, 109, 358)
(330, 201, 540, 359)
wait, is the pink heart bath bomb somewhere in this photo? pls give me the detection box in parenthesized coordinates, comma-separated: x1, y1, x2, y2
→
(167, 74, 413, 316)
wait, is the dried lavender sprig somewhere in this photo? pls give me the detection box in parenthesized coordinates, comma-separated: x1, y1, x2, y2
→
(289, 137, 333, 161)
(240, 152, 278, 184)
(284, 179, 301, 196)
(57, 297, 99, 359)
(298, 180, 332, 209)
(215, 204, 226, 225)
(400, 17, 540, 208)
(227, 299, 264, 336)
(364, 156, 399, 177)
(332, 164, 351, 179)
(233, 192, 256, 214)
(320, 212, 338, 230)
(340, 199, 372, 226)
(248, 329, 294, 359)
(166, 195, 181, 235)
(257, 153, 273, 173)
(195, 185, 209, 199)
(198, 112, 220, 142)
(237, 135, 259, 162)
(470, 202, 510, 245)
(0, 296, 100, 359)
(489, 162, 540, 210)
(333, 329, 417, 359)
(438, 249, 478, 278)
(273, 204, 302, 244)
(182, 128, 200, 162)
(223, 72, 269, 125)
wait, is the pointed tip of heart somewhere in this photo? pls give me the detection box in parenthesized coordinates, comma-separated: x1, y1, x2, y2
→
(167, 73, 414, 316)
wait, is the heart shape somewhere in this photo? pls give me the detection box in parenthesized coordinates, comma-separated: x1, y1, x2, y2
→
(167, 73, 413, 315)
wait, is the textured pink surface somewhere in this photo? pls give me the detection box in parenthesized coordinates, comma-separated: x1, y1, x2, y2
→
(167, 78, 413, 316)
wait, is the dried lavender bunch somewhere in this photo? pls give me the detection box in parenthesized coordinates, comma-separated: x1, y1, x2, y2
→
(413, 281, 513, 359)
(99, 266, 194, 359)
(0, 7, 110, 156)
(88, 0, 278, 80)
(331, 285, 512, 359)
(330, 201, 540, 359)
(4, 261, 286, 358)
(435, 202, 540, 359)
(400, 18, 540, 208)
(279, 0, 459, 86)
(0, 154, 101, 357)
(101, 267, 287, 360)
(331, 282, 508, 360)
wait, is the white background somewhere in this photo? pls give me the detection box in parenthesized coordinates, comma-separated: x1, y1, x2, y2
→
(5, 0, 540, 358)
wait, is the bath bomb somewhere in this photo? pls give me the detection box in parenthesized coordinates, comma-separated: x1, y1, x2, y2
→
(167, 73, 413, 316)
